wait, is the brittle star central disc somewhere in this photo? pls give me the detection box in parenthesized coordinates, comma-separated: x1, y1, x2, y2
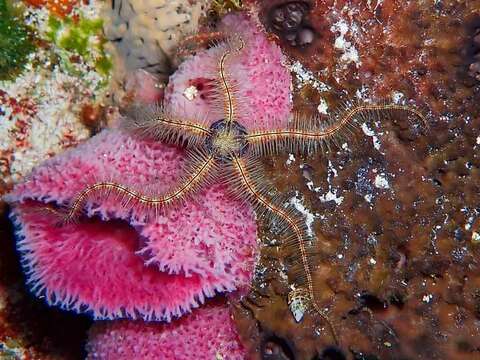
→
(205, 119, 249, 160)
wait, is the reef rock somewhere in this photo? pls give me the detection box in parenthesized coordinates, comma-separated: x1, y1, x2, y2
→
(234, 1, 480, 359)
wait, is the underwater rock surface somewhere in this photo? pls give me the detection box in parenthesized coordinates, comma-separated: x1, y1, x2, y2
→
(1, 0, 480, 359)
(234, 1, 480, 359)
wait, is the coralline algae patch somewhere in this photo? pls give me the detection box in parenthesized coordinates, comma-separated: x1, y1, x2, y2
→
(0, 0, 110, 188)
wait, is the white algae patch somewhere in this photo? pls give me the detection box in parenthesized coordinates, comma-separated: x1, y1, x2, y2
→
(331, 19, 361, 67)
(286, 153, 296, 166)
(318, 161, 344, 205)
(289, 192, 317, 237)
(361, 123, 382, 152)
(317, 98, 329, 115)
(374, 173, 390, 189)
(289, 61, 331, 91)
(319, 190, 344, 205)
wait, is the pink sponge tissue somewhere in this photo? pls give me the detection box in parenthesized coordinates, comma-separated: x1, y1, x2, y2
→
(7, 129, 257, 321)
(86, 303, 246, 360)
(165, 13, 292, 132)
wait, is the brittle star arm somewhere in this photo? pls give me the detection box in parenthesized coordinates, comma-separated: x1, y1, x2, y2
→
(227, 154, 339, 344)
(218, 36, 245, 126)
(58, 149, 218, 224)
(121, 104, 212, 148)
(176, 31, 226, 60)
(245, 104, 426, 156)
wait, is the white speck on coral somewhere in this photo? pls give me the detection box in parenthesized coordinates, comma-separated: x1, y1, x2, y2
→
(288, 61, 331, 91)
(367, 234, 378, 245)
(289, 192, 317, 237)
(330, 162, 339, 177)
(286, 153, 295, 166)
(472, 232, 480, 243)
(392, 91, 405, 104)
(364, 194, 373, 203)
(422, 294, 433, 303)
(465, 217, 474, 231)
(183, 85, 199, 101)
(369, 258, 377, 265)
(337, 254, 344, 259)
(319, 190, 344, 205)
(316, 161, 344, 205)
(476, 136, 480, 145)
(374, 174, 390, 189)
(355, 85, 370, 101)
(317, 98, 329, 114)
(331, 18, 361, 67)
(361, 122, 375, 136)
(361, 123, 383, 151)
(306, 181, 315, 191)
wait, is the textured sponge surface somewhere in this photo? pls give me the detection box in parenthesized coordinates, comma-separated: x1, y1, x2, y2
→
(165, 14, 292, 132)
(9, 129, 257, 321)
(86, 303, 246, 360)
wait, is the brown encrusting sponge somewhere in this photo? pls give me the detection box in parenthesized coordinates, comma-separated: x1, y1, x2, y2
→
(236, 0, 480, 359)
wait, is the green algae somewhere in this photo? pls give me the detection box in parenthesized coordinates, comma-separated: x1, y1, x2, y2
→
(0, 0, 35, 81)
(46, 14, 112, 77)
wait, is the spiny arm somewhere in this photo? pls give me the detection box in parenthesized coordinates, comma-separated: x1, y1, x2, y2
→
(218, 36, 245, 126)
(121, 103, 212, 148)
(246, 104, 426, 156)
(58, 149, 218, 224)
(226, 155, 338, 344)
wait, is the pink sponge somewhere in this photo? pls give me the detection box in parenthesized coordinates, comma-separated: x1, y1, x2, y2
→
(7, 129, 257, 321)
(86, 303, 246, 360)
(165, 13, 292, 131)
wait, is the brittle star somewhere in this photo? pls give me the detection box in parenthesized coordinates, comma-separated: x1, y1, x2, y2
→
(52, 35, 425, 345)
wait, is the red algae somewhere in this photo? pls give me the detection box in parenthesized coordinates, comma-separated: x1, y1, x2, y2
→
(23, 0, 80, 18)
